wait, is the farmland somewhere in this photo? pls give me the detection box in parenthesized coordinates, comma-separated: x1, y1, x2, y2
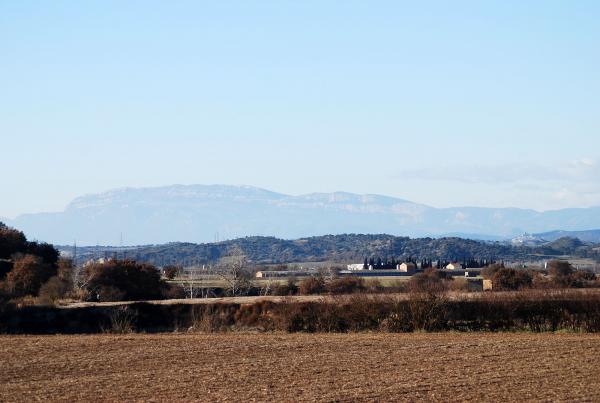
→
(1, 333, 600, 402)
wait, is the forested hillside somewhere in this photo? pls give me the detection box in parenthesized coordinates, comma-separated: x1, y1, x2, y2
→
(60, 234, 549, 266)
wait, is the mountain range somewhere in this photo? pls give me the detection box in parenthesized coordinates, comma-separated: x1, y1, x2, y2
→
(4, 184, 600, 245)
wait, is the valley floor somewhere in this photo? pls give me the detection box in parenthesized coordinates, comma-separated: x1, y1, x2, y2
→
(1, 333, 600, 401)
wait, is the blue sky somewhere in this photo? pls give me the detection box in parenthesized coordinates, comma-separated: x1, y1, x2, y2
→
(1, 1, 599, 218)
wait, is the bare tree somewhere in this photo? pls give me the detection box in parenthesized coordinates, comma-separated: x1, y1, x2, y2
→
(72, 261, 88, 294)
(259, 276, 275, 296)
(182, 264, 213, 299)
(217, 247, 251, 297)
(322, 265, 340, 282)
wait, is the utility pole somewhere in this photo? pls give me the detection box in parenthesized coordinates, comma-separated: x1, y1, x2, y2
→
(72, 240, 81, 290)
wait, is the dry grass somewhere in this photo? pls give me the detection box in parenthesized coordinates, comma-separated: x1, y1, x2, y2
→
(61, 294, 327, 308)
(59, 288, 600, 308)
(1, 333, 600, 401)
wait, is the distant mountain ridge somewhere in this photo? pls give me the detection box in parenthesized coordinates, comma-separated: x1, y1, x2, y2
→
(4, 184, 600, 245)
(533, 229, 600, 243)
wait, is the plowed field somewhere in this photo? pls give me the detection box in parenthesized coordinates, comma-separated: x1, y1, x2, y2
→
(1, 333, 599, 401)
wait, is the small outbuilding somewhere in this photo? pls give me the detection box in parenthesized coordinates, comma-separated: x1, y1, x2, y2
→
(397, 262, 417, 273)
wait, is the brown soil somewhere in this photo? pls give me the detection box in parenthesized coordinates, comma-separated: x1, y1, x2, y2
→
(1, 333, 599, 402)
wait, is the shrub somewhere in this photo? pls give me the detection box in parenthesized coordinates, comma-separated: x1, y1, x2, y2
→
(491, 268, 532, 291)
(547, 260, 574, 277)
(546, 260, 597, 288)
(161, 283, 186, 299)
(408, 268, 448, 295)
(481, 262, 505, 279)
(190, 304, 238, 332)
(37, 276, 71, 305)
(380, 304, 412, 333)
(97, 285, 126, 302)
(0, 226, 27, 259)
(530, 270, 554, 289)
(85, 259, 165, 302)
(5, 255, 57, 297)
(326, 277, 366, 295)
(566, 270, 597, 288)
(56, 258, 74, 283)
(365, 279, 384, 293)
(26, 242, 59, 266)
(102, 306, 137, 334)
(0, 284, 12, 313)
(163, 265, 181, 280)
(448, 277, 470, 292)
(0, 260, 13, 280)
(406, 293, 449, 331)
(341, 294, 386, 331)
(298, 275, 326, 295)
(272, 278, 298, 296)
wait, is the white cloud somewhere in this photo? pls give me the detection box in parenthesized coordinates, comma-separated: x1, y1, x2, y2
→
(394, 157, 600, 210)
(398, 158, 599, 184)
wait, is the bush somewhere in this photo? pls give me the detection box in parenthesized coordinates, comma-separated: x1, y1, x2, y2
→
(547, 260, 574, 277)
(0, 284, 12, 313)
(0, 226, 27, 259)
(102, 306, 137, 334)
(161, 283, 186, 299)
(448, 278, 470, 292)
(0, 260, 13, 280)
(56, 258, 74, 283)
(38, 276, 71, 305)
(5, 255, 57, 297)
(546, 260, 597, 288)
(85, 259, 165, 302)
(407, 268, 448, 295)
(26, 242, 59, 266)
(97, 285, 126, 302)
(0, 224, 61, 300)
(272, 278, 298, 296)
(326, 277, 366, 295)
(298, 275, 326, 295)
(481, 262, 504, 279)
(566, 270, 597, 288)
(365, 279, 384, 293)
(406, 292, 449, 331)
(163, 265, 181, 280)
(491, 268, 532, 291)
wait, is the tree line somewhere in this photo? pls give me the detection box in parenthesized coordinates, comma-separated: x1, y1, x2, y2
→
(363, 256, 497, 270)
(0, 222, 183, 305)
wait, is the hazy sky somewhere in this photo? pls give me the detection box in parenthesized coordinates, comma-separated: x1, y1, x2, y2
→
(1, 1, 599, 218)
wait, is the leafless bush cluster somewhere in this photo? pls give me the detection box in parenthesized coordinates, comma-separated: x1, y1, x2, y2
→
(101, 306, 137, 334)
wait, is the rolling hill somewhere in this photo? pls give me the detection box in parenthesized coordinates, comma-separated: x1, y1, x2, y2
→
(59, 234, 520, 266)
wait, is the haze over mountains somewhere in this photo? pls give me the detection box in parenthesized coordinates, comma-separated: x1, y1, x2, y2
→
(4, 185, 600, 245)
